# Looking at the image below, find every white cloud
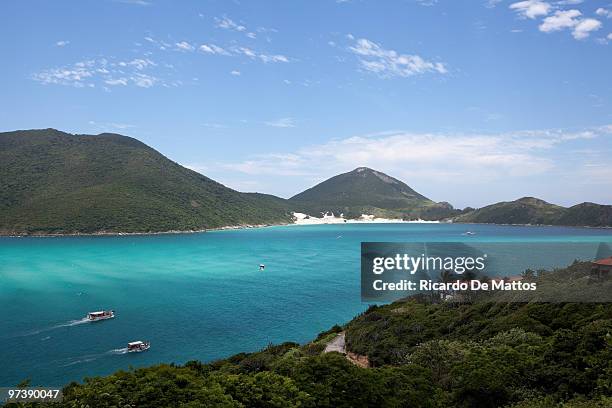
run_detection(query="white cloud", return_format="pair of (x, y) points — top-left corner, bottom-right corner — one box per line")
(113, 0), (150, 5)
(199, 43), (230, 55)
(539, 10), (601, 39)
(215, 19), (277, 40)
(556, 0), (583, 5)
(143, 36), (172, 50)
(348, 38), (447, 78)
(215, 16), (247, 32)
(485, 0), (503, 9)
(414, 0), (438, 6)
(55, 40), (70, 47)
(539, 9), (581, 32)
(258, 54), (289, 63)
(572, 18), (602, 39)
(145, 34), (289, 65)
(118, 58), (156, 70)
(233, 46), (289, 63)
(235, 47), (257, 58)
(33, 60), (96, 87)
(230, 70), (241, 76)
(509, 1), (551, 19)
(202, 123), (227, 129)
(175, 41), (195, 51)
(596, 7), (612, 18)
(87, 121), (137, 133)
(213, 126), (611, 205)
(264, 117), (296, 128)
(131, 73), (157, 87)
(508, 2), (603, 41)
(608, 33), (612, 40)
(105, 78), (128, 86)
(256, 26), (278, 34)
(221, 129), (607, 177)
(33, 57), (168, 89)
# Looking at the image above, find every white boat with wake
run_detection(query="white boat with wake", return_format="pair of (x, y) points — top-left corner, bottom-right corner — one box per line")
(127, 340), (150, 353)
(86, 310), (115, 322)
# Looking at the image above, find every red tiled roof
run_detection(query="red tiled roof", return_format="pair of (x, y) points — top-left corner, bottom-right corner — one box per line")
(593, 257), (612, 266)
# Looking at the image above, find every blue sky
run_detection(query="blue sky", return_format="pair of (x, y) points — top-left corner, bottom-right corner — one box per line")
(1, 0), (611, 208)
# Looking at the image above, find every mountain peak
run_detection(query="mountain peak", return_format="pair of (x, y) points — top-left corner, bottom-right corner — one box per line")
(289, 167), (445, 219)
(515, 197), (553, 206)
(351, 167), (400, 185)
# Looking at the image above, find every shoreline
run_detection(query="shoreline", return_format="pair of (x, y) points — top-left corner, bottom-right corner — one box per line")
(2, 220), (611, 238)
(2, 211), (611, 238)
(0, 223), (281, 238)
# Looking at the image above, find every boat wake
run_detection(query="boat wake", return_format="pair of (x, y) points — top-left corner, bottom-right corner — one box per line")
(12, 318), (90, 338)
(55, 317), (90, 328)
(61, 353), (102, 367)
(57, 348), (130, 367)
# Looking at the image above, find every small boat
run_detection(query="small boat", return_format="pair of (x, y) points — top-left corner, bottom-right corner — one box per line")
(259, 264), (265, 271)
(462, 231), (476, 236)
(87, 310), (115, 321)
(127, 340), (150, 353)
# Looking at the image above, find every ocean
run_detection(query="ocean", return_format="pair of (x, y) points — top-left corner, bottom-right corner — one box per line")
(1, 223), (611, 386)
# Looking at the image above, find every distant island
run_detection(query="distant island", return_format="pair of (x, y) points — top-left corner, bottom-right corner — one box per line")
(1, 128), (610, 235)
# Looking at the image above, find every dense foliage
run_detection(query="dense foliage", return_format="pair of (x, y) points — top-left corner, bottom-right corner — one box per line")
(9, 262), (611, 408)
(0, 129), (292, 234)
(454, 197), (612, 227)
(1, 130), (609, 233)
(557, 203), (612, 228)
(345, 301), (611, 407)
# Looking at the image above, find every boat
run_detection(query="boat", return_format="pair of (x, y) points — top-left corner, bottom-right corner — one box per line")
(127, 340), (150, 352)
(86, 310), (115, 321)
(462, 231), (476, 236)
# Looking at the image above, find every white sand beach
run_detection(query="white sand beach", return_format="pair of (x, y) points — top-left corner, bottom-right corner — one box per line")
(291, 212), (439, 225)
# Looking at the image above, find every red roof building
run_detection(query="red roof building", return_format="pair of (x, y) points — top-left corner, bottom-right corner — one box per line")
(593, 256), (612, 266)
(591, 256), (612, 280)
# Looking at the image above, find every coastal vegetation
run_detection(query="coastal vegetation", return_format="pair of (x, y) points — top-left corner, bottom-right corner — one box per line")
(454, 197), (612, 228)
(288, 166), (459, 220)
(1, 129), (610, 235)
(8, 262), (611, 408)
(0, 129), (292, 235)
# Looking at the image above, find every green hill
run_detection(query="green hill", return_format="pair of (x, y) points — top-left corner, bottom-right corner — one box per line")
(453, 197), (612, 227)
(557, 202), (612, 227)
(289, 167), (457, 219)
(0, 129), (292, 235)
(1, 130), (609, 232)
(453, 197), (565, 225)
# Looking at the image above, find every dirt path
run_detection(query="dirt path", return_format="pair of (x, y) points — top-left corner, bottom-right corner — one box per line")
(324, 332), (370, 368)
(324, 332), (346, 353)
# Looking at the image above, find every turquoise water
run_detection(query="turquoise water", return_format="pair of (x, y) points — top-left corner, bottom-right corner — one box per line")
(1, 223), (611, 387)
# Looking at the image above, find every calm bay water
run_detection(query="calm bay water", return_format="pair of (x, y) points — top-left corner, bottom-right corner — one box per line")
(1, 223), (611, 386)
